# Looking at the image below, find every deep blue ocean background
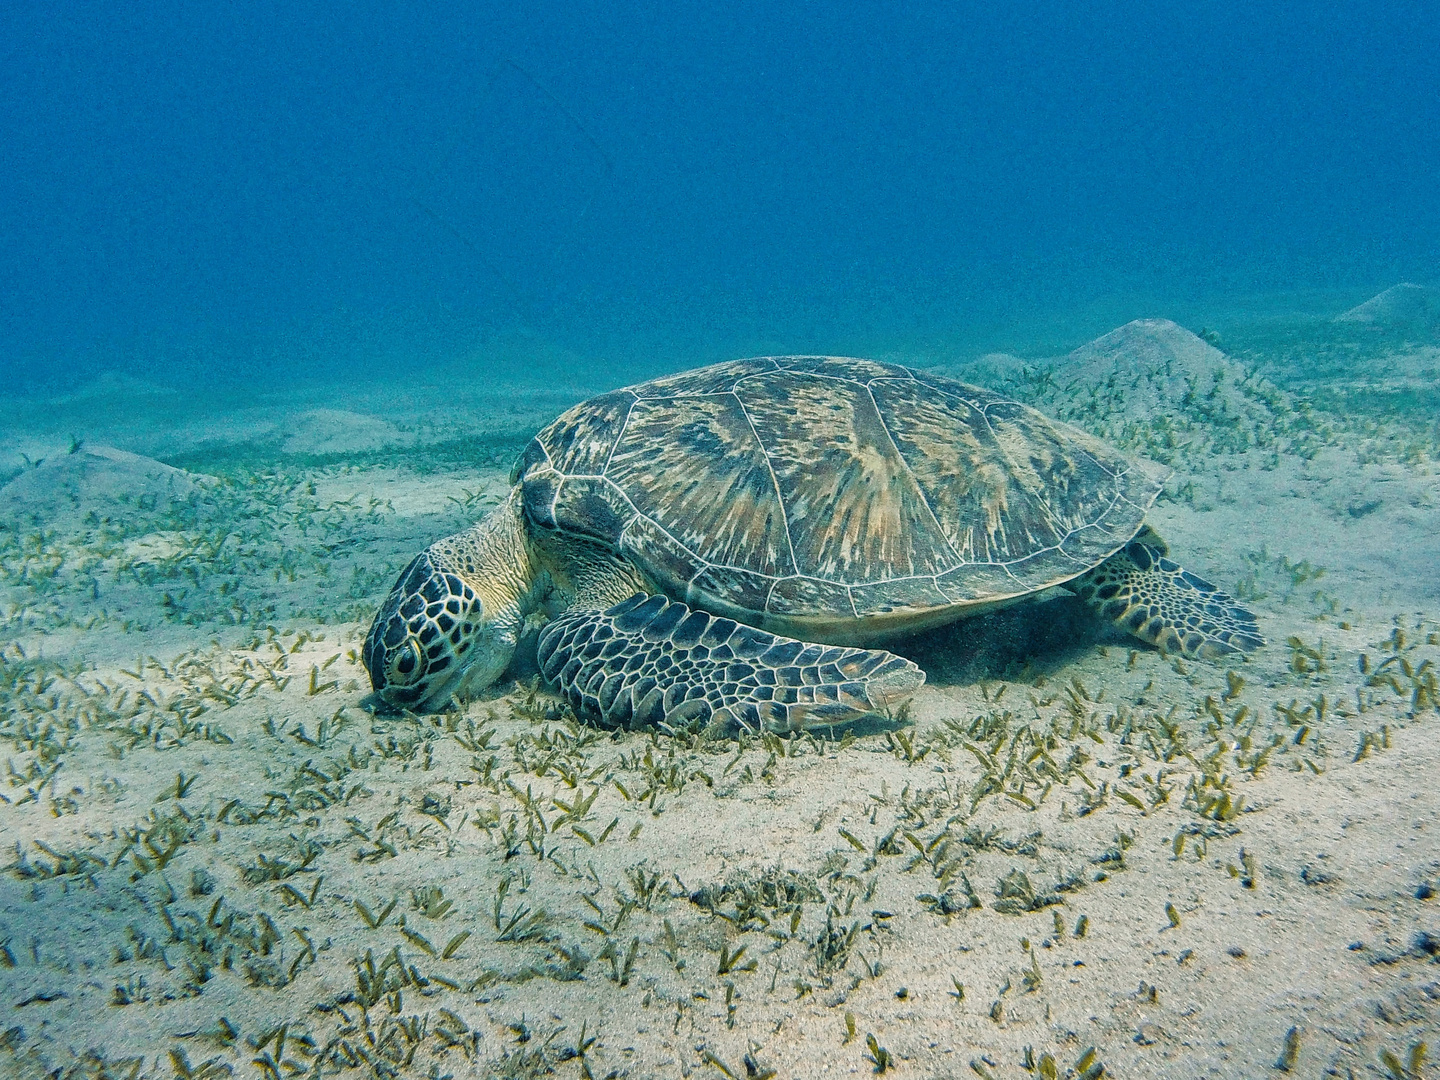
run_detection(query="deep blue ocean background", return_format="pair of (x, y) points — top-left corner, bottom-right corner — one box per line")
(2, 0), (1437, 395)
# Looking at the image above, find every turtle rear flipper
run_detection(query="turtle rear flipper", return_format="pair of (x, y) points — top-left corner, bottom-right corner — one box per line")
(1074, 538), (1264, 659)
(537, 594), (924, 734)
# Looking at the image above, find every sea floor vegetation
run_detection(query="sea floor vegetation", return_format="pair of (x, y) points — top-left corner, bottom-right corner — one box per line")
(1, 315), (1438, 1079)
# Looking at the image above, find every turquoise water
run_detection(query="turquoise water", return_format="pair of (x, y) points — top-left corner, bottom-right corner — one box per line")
(2, 2), (1437, 394)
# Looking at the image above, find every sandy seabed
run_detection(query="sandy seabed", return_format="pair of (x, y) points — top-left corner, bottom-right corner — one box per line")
(1, 300), (1438, 1080)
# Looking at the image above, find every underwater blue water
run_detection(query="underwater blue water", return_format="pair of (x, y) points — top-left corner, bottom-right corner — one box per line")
(2, 0), (1437, 393)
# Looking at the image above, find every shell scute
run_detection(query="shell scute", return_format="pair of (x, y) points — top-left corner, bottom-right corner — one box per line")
(534, 390), (636, 476)
(521, 356), (1164, 623)
(606, 396), (791, 577)
(620, 517), (705, 592)
(773, 355), (911, 384)
(686, 564), (775, 618)
(765, 575), (855, 620)
(550, 476), (634, 547)
(735, 370), (956, 581)
(631, 357), (785, 397)
(849, 575), (952, 616)
(522, 468), (561, 531)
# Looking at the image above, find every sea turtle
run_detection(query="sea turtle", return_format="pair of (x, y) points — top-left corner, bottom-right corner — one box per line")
(363, 356), (1262, 731)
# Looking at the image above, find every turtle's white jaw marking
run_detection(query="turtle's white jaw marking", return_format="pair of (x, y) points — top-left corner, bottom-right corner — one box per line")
(364, 493), (532, 713)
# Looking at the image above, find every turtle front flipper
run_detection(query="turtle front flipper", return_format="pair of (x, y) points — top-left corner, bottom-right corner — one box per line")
(1072, 532), (1264, 660)
(537, 594), (924, 735)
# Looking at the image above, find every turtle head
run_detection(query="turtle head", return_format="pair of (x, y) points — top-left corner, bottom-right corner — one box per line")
(364, 503), (529, 713)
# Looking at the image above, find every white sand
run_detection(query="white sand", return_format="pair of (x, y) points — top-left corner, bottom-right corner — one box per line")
(1, 317), (1437, 1080)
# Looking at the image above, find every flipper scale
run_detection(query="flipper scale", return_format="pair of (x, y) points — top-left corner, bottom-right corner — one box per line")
(537, 594), (924, 734)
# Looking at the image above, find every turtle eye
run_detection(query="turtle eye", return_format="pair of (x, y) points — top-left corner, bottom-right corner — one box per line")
(386, 638), (424, 686)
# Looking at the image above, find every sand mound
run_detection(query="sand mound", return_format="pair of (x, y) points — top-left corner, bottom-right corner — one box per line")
(1334, 282), (1440, 331)
(1054, 318), (1269, 420)
(933, 319), (1300, 467)
(0, 444), (207, 527)
(280, 408), (410, 456)
(935, 319), (1259, 408)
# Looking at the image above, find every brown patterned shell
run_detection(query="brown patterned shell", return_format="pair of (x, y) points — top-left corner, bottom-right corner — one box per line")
(511, 357), (1167, 633)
